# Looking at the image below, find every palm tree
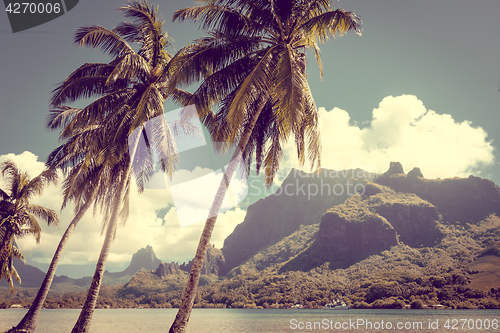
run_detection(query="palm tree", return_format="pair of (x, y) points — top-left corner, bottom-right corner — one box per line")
(8, 2), (184, 332)
(0, 160), (59, 293)
(52, 3), (177, 331)
(167, 0), (361, 331)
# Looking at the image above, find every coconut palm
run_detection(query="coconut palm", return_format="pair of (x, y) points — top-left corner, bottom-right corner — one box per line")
(9, 2), (183, 332)
(51, 2), (178, 331)
(0, 160), (59, 293)
(167, 0), (361, 331)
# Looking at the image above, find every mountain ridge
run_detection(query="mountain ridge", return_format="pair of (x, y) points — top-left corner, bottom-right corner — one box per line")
(0, 245), (164, 291)
(221, 167), (375, 274)
(221, 163), (500, 279)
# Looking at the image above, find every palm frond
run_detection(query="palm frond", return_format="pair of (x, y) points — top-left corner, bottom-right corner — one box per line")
(173, 4), (256, 36)
(11, 245), (25, 263)
(74, 25), (134, 58)
(24, 214), (42, 243)
(26, 205), (59, 226)
(106, 53), (151, 85)
(227, 46), (277, 139)
(51, 76), (117, 107)
(113, 21), (141, 43)
(46, 106), (82, 131)
(168, 34), (262, 91)
(263, 123), (284, 186)
(59, 62), (116, 82)
(21, 167), (58, 200)
(273, 45), (306, 136)
(119, 2), (173, 69)
(129, 126), (155, 191)
(57, 89), (134, 139)
(298, 8), (362, 43)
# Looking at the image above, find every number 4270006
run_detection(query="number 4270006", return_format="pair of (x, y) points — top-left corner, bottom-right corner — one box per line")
(5, 2), (61, 14)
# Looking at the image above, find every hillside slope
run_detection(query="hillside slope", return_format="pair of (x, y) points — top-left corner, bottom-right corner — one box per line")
(221, 168), (373, 274)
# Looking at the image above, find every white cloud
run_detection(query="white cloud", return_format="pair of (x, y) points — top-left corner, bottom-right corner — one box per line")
(0, 151), (46, 177)
(141, 161), (248, 227)
(283, 94), (495, 178)
(127, 206), (247, 264)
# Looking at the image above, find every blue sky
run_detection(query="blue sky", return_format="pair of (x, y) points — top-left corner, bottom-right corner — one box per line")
(1, 0), (499, 276)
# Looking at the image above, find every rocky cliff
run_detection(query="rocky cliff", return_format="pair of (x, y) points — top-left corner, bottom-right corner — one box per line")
(221, 168), (373, 274)
(317, 194), (399, 258)
(376, 163), (500, 224)
(179, 245), (225, 276)
(156, 262), (182, 277)
(363, 183), (442, 247)
(106, 245), (161, 279)
(280, 182), (442, 272)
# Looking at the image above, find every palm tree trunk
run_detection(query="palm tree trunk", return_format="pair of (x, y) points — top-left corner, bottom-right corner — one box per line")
(8, 198), (93, 333)
(71, 167), (130, 333)
(169, 102), (266, 333)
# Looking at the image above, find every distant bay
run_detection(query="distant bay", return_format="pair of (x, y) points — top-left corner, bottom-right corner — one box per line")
(2, 308), (500, 332)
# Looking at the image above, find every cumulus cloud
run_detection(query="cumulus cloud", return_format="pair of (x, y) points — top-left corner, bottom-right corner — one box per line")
(283, 94), (495, 179)
(135, 206), (247, 263)
(165, 166), (247, 227)
(0, 151), (46, 180)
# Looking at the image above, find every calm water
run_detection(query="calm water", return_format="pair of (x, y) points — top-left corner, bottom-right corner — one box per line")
(1, 309), (500, 332)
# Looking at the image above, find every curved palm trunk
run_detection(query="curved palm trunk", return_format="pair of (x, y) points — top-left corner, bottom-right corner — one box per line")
(8, 198), (93, 333)
(0, 229), (15, 288)
(71, 166), (130, 333)
(169, 103), (265, 333)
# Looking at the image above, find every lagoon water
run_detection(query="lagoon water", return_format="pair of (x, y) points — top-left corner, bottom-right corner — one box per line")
(1, 309), (500, 332)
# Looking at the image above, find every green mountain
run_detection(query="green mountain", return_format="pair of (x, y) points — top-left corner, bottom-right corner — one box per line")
(224, 163), (500, 277)
(221, 168), (374, 274)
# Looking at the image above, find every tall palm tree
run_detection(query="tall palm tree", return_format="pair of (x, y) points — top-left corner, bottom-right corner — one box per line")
(167, 0), (361, 331)
(8, 2), (184, 332)
(0, 160), (59, 293)
(50, 2), (177, 331)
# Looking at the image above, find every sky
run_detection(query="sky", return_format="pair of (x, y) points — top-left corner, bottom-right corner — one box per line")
(0, 0), (499, 277)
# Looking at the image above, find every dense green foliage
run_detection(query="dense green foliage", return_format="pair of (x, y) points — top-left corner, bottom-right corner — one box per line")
(3, 214), (500, 310)
(0, 161), (58, 292)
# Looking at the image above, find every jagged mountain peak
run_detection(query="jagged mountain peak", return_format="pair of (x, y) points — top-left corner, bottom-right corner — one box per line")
(121, 245), (161, 276)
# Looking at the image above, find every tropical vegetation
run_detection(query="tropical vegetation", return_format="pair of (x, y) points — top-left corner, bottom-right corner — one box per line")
(52, 2), (183, 331)
(167, 0), (361, 331)
(0, 160), (59, 293)
(4, 214), (500, 311)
